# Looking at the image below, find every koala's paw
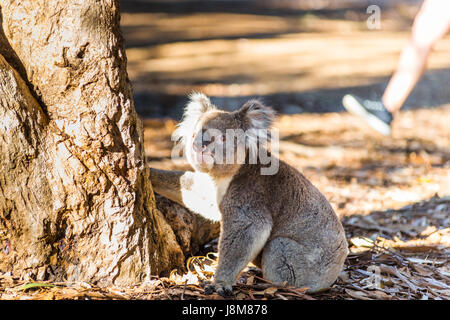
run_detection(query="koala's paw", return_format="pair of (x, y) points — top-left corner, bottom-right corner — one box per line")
(204, 282), (233, 297)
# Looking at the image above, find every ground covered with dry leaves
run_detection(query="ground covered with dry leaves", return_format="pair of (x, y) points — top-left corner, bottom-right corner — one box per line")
(1, 105), (448, 300)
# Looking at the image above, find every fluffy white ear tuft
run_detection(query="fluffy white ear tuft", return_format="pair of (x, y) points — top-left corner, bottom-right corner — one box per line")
(238, 99), (276, 158)
(172, 92), (216, 145)
(187, 92), (215, 114)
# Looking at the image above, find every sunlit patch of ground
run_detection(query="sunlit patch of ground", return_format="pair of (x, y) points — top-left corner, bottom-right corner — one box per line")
(127, 31), (450, 97)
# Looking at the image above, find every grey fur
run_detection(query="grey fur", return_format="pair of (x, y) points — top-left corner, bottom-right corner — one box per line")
(150, 94), (348, 296)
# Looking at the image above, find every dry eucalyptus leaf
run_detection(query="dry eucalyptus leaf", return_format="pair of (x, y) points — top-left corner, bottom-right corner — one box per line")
(263, 287), (278, 296)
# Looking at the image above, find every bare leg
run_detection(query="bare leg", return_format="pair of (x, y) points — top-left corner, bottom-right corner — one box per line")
(382, 0), (450, 113)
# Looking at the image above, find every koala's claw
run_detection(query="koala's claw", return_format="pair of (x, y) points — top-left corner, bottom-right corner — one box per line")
(204, 283), (233, 297)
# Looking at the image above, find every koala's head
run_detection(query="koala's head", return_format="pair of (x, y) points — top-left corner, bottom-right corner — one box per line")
(173, 93), (275, 177)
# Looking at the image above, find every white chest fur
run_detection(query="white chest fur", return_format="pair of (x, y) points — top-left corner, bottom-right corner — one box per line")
(179, 172), (233, 222)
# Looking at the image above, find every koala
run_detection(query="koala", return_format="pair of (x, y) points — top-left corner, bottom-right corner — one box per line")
(150, 93), (348, 296)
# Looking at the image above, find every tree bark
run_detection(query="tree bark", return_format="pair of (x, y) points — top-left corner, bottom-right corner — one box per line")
(0, 0), (185, 286)
(155, 195), (220, 256)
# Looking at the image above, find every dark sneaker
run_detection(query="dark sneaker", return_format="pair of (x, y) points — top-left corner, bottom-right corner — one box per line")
(342, 94), (393, 136)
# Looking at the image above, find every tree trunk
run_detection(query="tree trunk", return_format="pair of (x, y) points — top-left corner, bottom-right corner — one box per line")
(0, 0), (185, 286)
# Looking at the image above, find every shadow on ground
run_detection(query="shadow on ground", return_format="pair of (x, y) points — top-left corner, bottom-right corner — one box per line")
(134, 68), (450, 119)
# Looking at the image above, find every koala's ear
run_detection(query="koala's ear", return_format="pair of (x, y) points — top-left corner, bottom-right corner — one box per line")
(239, 99), (275, 131)
(172, 92), (216, 145)
(185, 92), (216, 115)
(238, 100), (275, 157)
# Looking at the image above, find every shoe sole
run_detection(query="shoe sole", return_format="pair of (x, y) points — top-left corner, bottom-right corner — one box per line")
(342, 94), (391, 136)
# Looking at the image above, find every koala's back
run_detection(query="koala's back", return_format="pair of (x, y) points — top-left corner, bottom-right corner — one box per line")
(223, 158), (347, 262)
